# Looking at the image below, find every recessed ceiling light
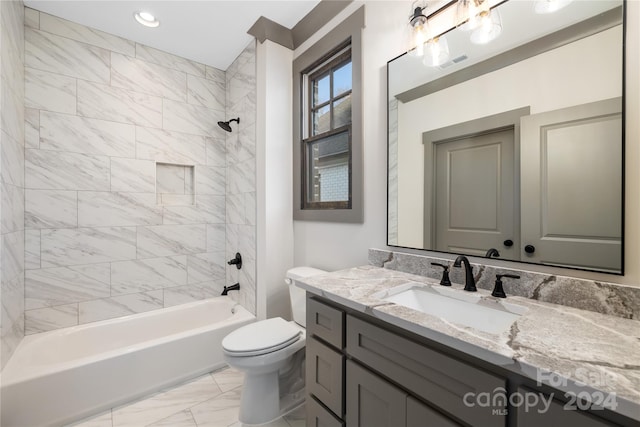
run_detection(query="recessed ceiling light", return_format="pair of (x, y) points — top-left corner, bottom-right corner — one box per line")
(134, 11), (159, 28)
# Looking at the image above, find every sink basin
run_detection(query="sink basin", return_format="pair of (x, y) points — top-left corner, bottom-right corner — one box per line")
(373, 284), (527, 334)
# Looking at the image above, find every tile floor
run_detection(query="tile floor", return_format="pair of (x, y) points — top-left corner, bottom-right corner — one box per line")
(67, 367), (306, 427)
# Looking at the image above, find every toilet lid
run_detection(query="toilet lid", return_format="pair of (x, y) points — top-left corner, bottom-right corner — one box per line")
(222, 317), (301, 355)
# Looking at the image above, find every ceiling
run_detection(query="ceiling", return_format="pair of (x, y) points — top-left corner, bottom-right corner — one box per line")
(23, 0), (321, 71)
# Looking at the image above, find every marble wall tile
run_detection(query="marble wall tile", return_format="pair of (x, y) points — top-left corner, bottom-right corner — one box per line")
(79, 290), (163, 324)
(137, 224), (206, 259)
(187, 75), (225, 110)
(227, 158), (256, 194)
(205, 66), (225, 83)
(78, 192), (162, 227)
(206, 224), (225, 253)
(163, 99), (224, 138)
(25, 229), (41, 270)
(1, 183), (25, 234)
(1, 73), (25, 144)
(25, 108), (39, 149)
(77, 80), (162, 127)
(226, 121), (256, 165)
(1, 275), (25, 367)
(25, 189), (78, 229)
(25, 28), (110, 83)
(187, 252), (225, 284)
(135, 43), (205, 77)
(245, 192), (256, 226)
(25, 67), (76, 114)
(205, 137), (226, 167)
(238, 226), (256, 263)
(195, 166), (225, 196)
(25, 303), (78, 334)
(26, 149), (110, 191)
(163, 196), (225, 225)
(40, 111), (136, 157)
(25, 263), (110, 309)
(163, 281), (224, 308)
(24, 7), (39, 29)
(158, 194), (194, 206)
(39, 12), (135, 57)
(111, 53), (187, 102)
(225, 194), (244, 226)
(111, 256), (187, 295)
(110, 158), (156, 193)
(2, 231), (25, 283)
(41, 226), (137, 267)
(1, 130), (25, 187)
(136, 126), (207, 164)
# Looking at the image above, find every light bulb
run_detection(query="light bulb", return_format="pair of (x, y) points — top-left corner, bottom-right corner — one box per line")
(470, 9), (502, 44)
(423, 36), (450, 67)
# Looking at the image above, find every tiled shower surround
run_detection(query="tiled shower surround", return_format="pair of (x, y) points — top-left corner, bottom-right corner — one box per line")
(22, 8), (257, 334)
(1, 0), (26, 369)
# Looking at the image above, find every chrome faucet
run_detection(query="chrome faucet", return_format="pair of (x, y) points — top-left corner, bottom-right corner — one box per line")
(453, 255), (477, 292)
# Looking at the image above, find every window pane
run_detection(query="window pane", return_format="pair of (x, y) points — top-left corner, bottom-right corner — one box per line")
(313, 73), (330, 106)
(312, 104), (330, 136)
(333, 95), (352, 128)
(333, 61), (352, 97)
(306, 131), (350, 203)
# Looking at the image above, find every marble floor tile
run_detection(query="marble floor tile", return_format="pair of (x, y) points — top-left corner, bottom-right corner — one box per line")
(65, 368), (306, 427)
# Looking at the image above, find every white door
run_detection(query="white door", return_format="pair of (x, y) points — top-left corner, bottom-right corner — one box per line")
(520, 98), (622, 272)
(433, 128), (517, 258)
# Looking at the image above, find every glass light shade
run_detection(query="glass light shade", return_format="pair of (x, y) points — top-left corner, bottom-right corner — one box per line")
(408, 9), (429, 57)
(456, 0), (491, 32)
(423, 36), (450, 67)
(534, 0), (573, 14)
(470, 9), (502, 44)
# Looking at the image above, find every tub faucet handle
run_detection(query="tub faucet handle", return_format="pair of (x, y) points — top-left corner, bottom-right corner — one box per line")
(227, 253), (242, 270)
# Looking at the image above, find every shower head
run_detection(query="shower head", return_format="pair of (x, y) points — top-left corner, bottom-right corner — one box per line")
(217, 117), (240, 132)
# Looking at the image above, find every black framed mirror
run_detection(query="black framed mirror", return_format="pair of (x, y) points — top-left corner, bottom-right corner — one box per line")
(387, 0), (625, 274)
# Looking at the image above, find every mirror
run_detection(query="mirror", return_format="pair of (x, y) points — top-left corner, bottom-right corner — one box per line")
(388, 0), (624, 274)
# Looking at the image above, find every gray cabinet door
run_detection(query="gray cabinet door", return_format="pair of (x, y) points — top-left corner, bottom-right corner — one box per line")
(516, 387), (616, 427)
(307, 337), (344, 417)
(346, 360), (407, 427)
(307, 396), (344, 427)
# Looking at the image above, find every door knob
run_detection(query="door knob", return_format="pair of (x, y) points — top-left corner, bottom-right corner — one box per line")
(503, 239), (513, 247)
(524, 245), (535, 254)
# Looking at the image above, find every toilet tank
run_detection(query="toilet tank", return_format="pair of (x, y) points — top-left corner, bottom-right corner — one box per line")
(285, 267), (327, 327)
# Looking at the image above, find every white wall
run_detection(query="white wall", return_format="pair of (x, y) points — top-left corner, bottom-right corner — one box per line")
(291, 1), (640, 288)
(256, 40), (295, 320)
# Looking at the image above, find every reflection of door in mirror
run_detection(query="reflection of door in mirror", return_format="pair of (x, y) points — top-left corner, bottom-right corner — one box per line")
(431, 128), (516, 259)
(521, 97), (622, 273)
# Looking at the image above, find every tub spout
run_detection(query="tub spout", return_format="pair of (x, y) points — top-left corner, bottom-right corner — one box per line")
(222, 283), (240, 296)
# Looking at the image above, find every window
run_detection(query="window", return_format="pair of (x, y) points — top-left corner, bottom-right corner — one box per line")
(303, 45), (352, 209)
(292, 6), (364, 222)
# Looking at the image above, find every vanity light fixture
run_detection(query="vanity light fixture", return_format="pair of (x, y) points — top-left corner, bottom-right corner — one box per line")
(470, 7), (502, 44)
(534, 0), (573, 14)
(456, 0), (502, 44)
(408, 2), (429, 57)
(423, 35), (450, 67)
(134, 11), (159, 28)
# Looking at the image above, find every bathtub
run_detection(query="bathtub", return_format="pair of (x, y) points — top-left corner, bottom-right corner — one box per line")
(0, 297), (255, 427)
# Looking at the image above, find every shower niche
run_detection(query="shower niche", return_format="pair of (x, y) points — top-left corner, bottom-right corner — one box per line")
(156, 163), (195, 206)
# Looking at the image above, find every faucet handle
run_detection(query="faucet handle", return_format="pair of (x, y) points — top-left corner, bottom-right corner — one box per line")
(492, 274), (520, 298)
(431, 263), (452, 286)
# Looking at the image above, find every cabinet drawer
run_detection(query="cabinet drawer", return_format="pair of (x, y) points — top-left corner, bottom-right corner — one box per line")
(307, 296), (344, 349)
(516, 387), (616, 427)
(307, 337), (344, 417)
(307, 396), (344, 427)
(347, 315), (506, 427)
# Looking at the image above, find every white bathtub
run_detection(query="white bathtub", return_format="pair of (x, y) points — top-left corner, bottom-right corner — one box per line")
(0, 297), (255, 427)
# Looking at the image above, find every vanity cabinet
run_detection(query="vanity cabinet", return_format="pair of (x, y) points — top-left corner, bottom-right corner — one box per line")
(305, 295), (626, 427)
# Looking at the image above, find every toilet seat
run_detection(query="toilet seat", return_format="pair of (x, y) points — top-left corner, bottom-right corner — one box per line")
(222, 317), (302, 357)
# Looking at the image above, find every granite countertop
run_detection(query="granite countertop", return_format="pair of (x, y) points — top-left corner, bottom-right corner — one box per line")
(297, 265), (640, 422)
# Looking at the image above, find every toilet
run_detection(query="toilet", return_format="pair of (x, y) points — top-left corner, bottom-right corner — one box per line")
(222, 266), (326, 426)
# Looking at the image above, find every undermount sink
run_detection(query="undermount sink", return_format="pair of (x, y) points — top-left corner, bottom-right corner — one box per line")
(373, 283), (527, 335)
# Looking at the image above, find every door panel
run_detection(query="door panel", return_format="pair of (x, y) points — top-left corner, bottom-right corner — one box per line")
(520, 98), (622, 272)
(433, 128), (517, 258)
